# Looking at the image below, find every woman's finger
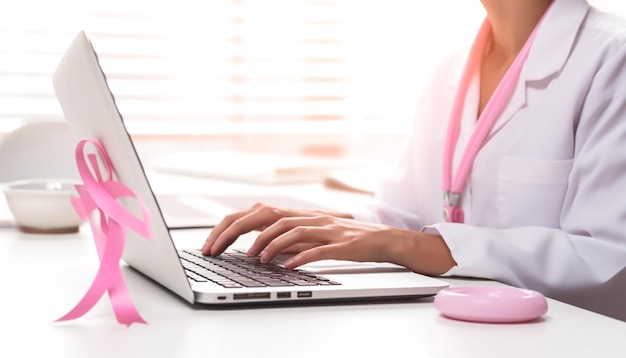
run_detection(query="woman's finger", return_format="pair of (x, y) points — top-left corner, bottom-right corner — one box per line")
(205, 204), (316, 255)
(283, 242), (351, 268)
(249, 215), (336, 257)
(202, 203), (274, 255)
(259, 224), (339, 263)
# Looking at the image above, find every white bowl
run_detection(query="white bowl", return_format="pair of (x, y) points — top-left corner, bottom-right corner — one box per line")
(2, 179), (84, 234)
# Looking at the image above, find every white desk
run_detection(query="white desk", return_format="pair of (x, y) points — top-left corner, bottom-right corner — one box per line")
(2, 174), (626, 358)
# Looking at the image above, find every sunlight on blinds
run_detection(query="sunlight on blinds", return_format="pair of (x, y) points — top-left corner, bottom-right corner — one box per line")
(1, 0), (487, 135)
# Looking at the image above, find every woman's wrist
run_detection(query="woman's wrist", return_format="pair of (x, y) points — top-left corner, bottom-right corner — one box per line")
(388, 228), (457, 275)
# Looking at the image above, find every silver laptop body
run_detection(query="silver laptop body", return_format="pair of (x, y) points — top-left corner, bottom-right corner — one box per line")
(52, 31), (448, 306)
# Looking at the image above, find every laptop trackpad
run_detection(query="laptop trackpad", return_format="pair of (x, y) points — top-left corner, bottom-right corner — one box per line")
(269, 252), (408, 274)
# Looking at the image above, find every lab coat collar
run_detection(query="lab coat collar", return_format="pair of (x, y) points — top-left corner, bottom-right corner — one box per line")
(491, 0), (590, 135)
(524, 0), (590, 81)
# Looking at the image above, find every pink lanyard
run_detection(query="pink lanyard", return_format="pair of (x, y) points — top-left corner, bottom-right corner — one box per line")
(442, 13), (548, 223)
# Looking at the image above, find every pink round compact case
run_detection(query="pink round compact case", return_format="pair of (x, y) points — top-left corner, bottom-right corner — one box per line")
(434, 286), (548, 323)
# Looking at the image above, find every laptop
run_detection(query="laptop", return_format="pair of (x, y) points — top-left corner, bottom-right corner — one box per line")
(52, 31), (448, 306)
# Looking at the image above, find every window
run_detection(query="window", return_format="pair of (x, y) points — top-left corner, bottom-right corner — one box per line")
(1, 1), (624, 159)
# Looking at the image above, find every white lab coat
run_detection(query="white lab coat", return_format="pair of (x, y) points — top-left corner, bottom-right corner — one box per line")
(355, 0), (626, 320)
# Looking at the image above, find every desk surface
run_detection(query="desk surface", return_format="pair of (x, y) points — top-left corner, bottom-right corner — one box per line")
(2, 174), (626, 358)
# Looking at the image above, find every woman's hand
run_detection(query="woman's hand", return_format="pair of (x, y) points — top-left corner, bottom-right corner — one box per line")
(201, 203), (352, 256)
(201, 203), (456, 275)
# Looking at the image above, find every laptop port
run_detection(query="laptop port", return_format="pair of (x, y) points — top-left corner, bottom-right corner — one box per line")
(277, 292), (291, 299)
(233, 293), (271, 300)
(297, 291), (313, 298)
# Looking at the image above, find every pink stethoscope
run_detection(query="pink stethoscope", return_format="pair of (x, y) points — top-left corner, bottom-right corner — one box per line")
(442, 11), (549, 223)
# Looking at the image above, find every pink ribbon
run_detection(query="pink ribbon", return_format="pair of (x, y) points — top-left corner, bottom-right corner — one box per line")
(56, 138), (152, 326)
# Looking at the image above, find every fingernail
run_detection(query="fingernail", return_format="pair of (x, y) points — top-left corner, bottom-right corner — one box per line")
(260, 250), (268, 263)
(283, 258), (294, 268)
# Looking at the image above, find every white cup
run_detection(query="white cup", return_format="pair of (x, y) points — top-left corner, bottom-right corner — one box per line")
(2, 179), (84, 234)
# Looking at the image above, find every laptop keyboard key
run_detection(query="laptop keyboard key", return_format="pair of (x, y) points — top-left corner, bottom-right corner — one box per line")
(179, 249), (340, 288)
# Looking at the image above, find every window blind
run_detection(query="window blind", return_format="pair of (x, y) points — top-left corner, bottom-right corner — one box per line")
(28, 1), (616, 138)
(2, 1), (625, 137)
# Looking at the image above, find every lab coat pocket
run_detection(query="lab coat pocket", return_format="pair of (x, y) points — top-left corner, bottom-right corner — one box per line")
(497, 157), (573, 227)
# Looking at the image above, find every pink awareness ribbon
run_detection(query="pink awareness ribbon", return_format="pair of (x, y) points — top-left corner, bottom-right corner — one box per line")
(56, 138), (152, 326)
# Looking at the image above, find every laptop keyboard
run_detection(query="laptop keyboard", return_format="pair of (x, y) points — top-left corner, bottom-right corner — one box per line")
(179, 249), (341, 288)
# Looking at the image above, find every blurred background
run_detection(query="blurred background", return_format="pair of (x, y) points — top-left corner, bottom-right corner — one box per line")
(1, 0), (625, 164)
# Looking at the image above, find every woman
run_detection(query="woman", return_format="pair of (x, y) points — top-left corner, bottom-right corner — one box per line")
(202, 0), (626, 321)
